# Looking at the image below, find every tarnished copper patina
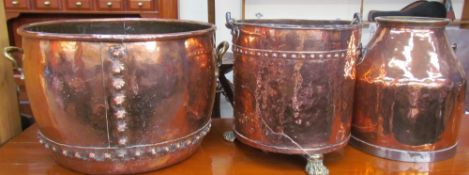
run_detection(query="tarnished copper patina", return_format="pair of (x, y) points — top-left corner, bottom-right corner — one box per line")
(223, 13), (361, 174)
(351, 16), (466, 162)
(7, 18), (220, 174)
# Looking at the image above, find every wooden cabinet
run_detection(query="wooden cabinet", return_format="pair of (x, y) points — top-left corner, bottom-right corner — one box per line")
(4, 0), (29, 9)
(3, 0), (178, 126)
(65, 0), (93, 10)
(97, 0), (123, 11)
(3, 0), (176, 15)
(128, 0), (153, 11)
(34, 0), (61, 9)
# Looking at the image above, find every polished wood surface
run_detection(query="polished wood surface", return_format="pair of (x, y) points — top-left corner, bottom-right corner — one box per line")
(1, 117), (469, 174)
(0, 0), (21, 145)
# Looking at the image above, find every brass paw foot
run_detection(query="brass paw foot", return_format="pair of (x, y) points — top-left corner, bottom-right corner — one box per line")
(305, 154), (328, 175)
(223, 131), (236, 142)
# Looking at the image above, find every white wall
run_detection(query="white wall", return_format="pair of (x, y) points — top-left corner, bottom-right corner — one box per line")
(179, 0), (465, 44)
(215, 0), (243, 44)
(245, 0), (465, 21)
(178, 0), (209, 22)
(178, 0), (243, 44)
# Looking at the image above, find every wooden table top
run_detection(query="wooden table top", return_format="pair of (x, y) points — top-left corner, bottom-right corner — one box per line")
(0, 117), (468, 175)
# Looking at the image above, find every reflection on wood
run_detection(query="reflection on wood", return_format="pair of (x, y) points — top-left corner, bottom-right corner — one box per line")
(0, 118), (469, 174)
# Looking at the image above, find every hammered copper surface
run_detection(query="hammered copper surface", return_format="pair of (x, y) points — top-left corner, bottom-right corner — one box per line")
(227, 18), (360, 155)
(17, 19), (217, 174)
(352, 17), (466, 162)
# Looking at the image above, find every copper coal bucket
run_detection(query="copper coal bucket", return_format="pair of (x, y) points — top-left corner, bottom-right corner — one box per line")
(351, 17), (466, 162)
(222, 13), (361, 174)
(4, 18), (226, 174)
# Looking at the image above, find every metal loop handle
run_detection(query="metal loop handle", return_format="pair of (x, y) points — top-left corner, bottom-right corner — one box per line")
(225, 12), (240, 40)
(4, 46), (24, 80)
(225, 12), (235, 29)
(352, 12), (362, 25)
(4, 46), (22, 68)
(215, 41), (234, 106)
(215, 41), (229, 71)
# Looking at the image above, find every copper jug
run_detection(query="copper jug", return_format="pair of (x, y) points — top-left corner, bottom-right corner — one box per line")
(4, 18), (228, 174)
(223, 13), (361, 174)
(351, 16), (466, 162)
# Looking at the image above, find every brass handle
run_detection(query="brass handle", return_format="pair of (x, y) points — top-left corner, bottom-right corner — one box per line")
(215, 41), (234, 105)
(75, 1), (82, 7)
(43, 0), (51, 6)
(137, 2), (143, 7)
(11, 0), (19, 6)
(4, 46), (24, 80)
(106, 1), (113, 7)
(215, 41), (229, 71)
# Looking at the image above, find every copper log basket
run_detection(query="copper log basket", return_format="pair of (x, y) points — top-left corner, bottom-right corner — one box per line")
(222, 12), (361, 175)
(351, 16), (466, 162)
(4, 18), (229, 174)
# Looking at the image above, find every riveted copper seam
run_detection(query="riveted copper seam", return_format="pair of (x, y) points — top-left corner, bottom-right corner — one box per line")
(19, 18), (217, 174)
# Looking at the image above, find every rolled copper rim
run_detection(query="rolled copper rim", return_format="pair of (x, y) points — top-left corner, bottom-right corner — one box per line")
(232, 19), (359, 30)
(376, 16), (449, 28)
(17, 18), (216, 42)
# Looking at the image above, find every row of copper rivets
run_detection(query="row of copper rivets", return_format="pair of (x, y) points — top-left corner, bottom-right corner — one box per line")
(189, 50), (210, 57)
(232, 46), (347, 59)
(37, 124), (211, 161)
(109, 45), (129, 147)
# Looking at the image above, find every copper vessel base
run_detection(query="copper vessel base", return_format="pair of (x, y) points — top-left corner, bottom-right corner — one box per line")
(350, 135), (457, 162)
(38, 122), (211, 174)
(234, 130), (349, 155)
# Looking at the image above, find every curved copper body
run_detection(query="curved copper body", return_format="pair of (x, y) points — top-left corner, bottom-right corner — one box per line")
(18, 19), (216, 174)
(351, 17), (466, 162)
(227, 18), (360, 155)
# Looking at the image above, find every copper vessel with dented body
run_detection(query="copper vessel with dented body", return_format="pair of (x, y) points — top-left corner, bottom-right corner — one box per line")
(223, 13), (361, 174)
(7, 19), (219, 174)
(351, 16), (466, 162)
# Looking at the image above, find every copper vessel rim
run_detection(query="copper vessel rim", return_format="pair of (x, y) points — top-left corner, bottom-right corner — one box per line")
(231, 19), (359, 30)
(376, 16), (449, 28)
(17, 18), (216, 42)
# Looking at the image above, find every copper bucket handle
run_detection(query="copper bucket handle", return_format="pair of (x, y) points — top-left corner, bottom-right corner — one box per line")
(4, 46), (24, 80)
(226, 12), (241, 40)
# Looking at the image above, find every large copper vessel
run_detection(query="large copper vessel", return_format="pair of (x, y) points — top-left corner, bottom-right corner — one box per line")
(351, 16), (466, 162)
(5, 19), (221, 174)
(223, 13), (361, 174)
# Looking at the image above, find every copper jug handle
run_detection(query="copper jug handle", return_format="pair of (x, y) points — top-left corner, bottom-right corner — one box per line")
(4, 46), (24, 80)
(352, 12), (362, 25)
(351, 13), (367, 65)
(215, 41), (234, 106)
